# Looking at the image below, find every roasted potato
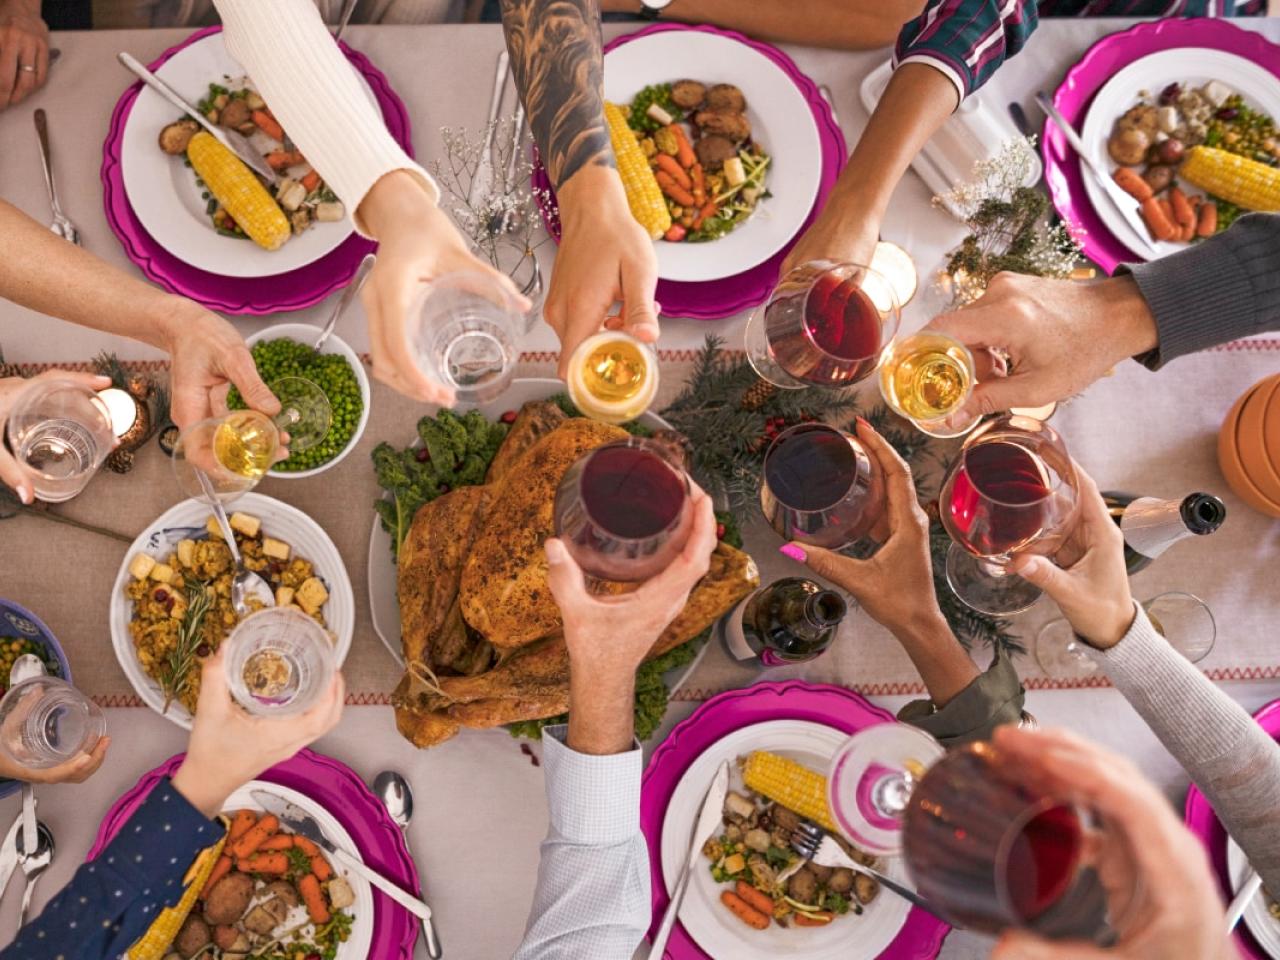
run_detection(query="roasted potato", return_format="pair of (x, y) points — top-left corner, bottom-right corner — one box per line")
(202, 872), (254, 926)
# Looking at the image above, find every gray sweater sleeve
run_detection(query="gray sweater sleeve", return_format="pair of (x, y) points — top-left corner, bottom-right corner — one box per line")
(1121, 213), (1280, 369)
(1090, 605), (1280, 893)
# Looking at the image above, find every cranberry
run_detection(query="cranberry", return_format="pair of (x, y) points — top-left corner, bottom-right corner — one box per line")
(153, 588), (169, 602)
(195, 643), (211, 658)
(1216, 107), (1239, 120)
(414, 447), (431, 463)
(500, 410), (518, 424)
(1159, 82), (1181, 105)
(269, 561), (284, 576)
(715, 523), (726, 539)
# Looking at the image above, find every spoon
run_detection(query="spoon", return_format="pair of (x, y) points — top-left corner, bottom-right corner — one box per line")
(313, 254), (375, 354)
(196, 472), (274, 617)
(7, 656), (44, 687)
(8, 653), (45, 916)
(1227, 867), (1263, 932)
(374, 771), (442, 958)
(14, 821), (53, 929)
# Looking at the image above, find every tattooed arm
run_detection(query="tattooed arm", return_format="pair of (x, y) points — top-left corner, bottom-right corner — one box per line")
(501, 0), (660, 375)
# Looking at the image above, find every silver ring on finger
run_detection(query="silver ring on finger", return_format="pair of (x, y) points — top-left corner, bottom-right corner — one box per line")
(19, 64), (35, 73)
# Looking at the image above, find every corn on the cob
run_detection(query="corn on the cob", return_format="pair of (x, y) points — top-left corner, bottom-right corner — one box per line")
(1180, 146), (1280, 213)
(742, 751), (837, 833)
(186, 132), (291, 250)
(127, 835), (227, 960)
(603, 100), (671, 239)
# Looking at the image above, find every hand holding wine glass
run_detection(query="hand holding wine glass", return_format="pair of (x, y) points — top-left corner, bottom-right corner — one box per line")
(1013, 465), (1138, 649)
(930, 272), (1159, 417)
(988, 725), (1235, 960)
(164, 304), (281, 429)
(170, 645), (345, 819)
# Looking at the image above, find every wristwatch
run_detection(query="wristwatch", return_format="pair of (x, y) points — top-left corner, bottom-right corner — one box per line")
(640, 0), (674, 19)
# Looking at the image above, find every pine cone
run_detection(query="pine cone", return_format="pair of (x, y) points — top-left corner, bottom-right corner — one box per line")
(739, 379), (776, 411)
(105, 447), (135, 474)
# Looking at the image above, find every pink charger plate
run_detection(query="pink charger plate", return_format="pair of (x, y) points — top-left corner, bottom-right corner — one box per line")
(88, 748), (421, 959)
(641, 680), (950, 960)
(100, 26), (413, 315)
(1185, 697), (1280, 960)
(532, 23), (847, 322)
(1044, 18), (1280, 275)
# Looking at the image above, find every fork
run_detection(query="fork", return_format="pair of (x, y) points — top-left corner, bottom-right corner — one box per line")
(33, 110), (80, 246)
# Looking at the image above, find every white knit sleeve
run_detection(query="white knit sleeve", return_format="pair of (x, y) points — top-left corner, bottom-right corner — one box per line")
(214, 0), (439, 236)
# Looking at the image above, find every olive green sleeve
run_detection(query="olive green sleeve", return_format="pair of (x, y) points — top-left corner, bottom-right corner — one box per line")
(897, 645), (1026, 747)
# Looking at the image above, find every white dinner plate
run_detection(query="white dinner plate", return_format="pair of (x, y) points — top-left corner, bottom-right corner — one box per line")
(367, 378), (671, 665)
(119, 31), (362, 277)
(110, 492), (355, 729)
(602, 31), (823, 283)
(1080, 48), (1280, 261)
(222, 780), (374, 959)
(659, 719), (912, 960)
(1227, 836), (1280, 958)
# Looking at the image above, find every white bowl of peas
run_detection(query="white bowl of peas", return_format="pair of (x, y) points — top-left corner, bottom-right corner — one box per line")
(240, 322), (372, 479)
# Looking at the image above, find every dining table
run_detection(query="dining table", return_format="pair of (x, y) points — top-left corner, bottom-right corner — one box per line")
(0, 16), (1278, 960)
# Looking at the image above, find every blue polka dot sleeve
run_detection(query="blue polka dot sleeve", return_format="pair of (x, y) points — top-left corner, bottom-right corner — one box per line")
(0, 778), (217, 960)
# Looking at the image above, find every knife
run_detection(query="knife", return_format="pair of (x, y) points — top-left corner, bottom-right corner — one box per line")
(0, 815), (24, 906)
(648, 760), (731, 958)
(251, 791), (435, 924)
(1034, 91), (1160, 260)
(116, 52), (279, 186)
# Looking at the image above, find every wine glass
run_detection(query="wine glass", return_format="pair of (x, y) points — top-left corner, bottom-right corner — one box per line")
(409, 270), (531, 403)
(172, 377), (331, 504)
(1034, 591), (1216, 680)
(223, 607), (336, 716)
(878, 329), (981, 439)
(828, 727), (1142, 941)
(760, 423), (886, 550)
(553, 437), (693, 582)
(745, 260), (900, 390)
(938, 415), (1081, 616)
(4, 378), (116, 502)
(565, 330), (660, 425)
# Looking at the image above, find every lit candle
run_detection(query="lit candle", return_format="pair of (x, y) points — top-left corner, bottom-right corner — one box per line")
(870, 240), (918, 309)
(97, 387), (139, 438)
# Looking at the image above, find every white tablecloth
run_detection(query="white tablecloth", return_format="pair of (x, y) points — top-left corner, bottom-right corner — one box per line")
(1, 18), (1279, 960)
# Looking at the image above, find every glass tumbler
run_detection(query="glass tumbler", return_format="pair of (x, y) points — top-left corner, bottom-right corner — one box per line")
(224, 607), (336, 717)
(5, 378), (115, 502)
(0, 676), (106, 769)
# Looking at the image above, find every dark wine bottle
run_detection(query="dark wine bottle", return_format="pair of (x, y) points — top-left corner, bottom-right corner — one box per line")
(1102, 491), (1227, 575)
(720, 577), (848, 666)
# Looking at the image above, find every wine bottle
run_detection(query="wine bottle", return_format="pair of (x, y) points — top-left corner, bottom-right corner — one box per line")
(1103, 491), (1227, 575)
(720, 577), (848, 666)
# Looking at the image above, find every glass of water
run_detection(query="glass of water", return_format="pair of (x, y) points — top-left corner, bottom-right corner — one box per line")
(224, 607), (336, 717)
(0, 677), (106, 769)
(409, 271), (531, 404)
(5, 378), (115, 502)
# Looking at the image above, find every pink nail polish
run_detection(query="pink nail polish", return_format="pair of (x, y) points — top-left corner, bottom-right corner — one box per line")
(779, 543), (807, 563)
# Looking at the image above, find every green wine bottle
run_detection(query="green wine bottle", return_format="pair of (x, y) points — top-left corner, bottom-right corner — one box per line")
(721, 577), (848, 666)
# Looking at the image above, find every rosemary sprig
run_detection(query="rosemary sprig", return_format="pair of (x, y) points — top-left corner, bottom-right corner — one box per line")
(160, 580), (213, 712)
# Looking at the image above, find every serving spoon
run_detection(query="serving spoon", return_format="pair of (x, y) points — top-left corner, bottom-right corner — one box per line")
(374, 771), (442, 958)
(196, 472), (274, 617)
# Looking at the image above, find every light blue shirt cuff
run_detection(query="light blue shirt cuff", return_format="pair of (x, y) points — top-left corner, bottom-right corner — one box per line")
(541, 725), (643, 846)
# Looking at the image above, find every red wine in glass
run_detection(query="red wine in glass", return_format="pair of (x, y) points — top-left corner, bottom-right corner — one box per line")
(553, 438), (693, 582)
(746, 261), (900, 389)
(903, 742), (1117, 940)
(946, 440), (1056, 557)
(760, 423), (885, 549)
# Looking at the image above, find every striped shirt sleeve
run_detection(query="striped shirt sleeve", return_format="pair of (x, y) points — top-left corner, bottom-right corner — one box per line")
(893, 0), (1040, 102)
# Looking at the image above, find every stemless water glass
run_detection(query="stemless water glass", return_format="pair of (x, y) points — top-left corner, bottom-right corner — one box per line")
(1035, 591), (1216, 680)
(939, 415), (1081, 616)
(553, 437), (694, 582)
(827, 726), (1141, 942)
(760, 423), (886, 550)
(878, 329), (981, 439)
(409, 271), (531, 403)
(0, 676), (106, 769)
(5, 378), (115, 502)
(745, 260), (901, 390)
(172, 377), (332, 504)
(224, 607), (336, 717)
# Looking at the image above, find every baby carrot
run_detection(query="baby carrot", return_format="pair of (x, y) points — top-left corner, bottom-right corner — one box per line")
(251, 109), (285, 142)
(735, 881), (775, 916)
(266, 150), (306, 171)
(794, 911), (835, 926)
(299, 873), (331, 925)
(237, 852), (290, 875)
(655, 170), (696, 207)
(692, 199), (717, 231)
(200, 855), (233, 899)
(257, 834), (296, 852)
(229, 813), (278, 860)
(293, 835), (320, 857)
(300, 169), (321, 192)
(1139, 197), (1176, 241)
(1197, 200), (1218, 237)
(227, 810), (257, 843)
(669, 124), (697, 169)
(721, 890), (769, 930)
(1112, 166), (1152, 202)
(1168, 186), (1195, 230)
(655, 154), (692, 191)
(309, 855), (333, 882)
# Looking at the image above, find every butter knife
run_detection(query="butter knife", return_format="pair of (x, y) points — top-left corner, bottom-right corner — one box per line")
(0, 816), (24, 906)
(1035, 91), (1160, 260)
(251, 791), (434, 924)
(116, 52), (279, 186)
(648, 760), (730, 958)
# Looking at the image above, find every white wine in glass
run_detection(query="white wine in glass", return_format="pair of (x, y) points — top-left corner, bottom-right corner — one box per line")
(566, 331), (660, 424)
(879, 331), (979, 438)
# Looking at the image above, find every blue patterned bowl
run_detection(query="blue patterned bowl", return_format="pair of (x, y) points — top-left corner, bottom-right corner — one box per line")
(0, 600), (73, 799)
